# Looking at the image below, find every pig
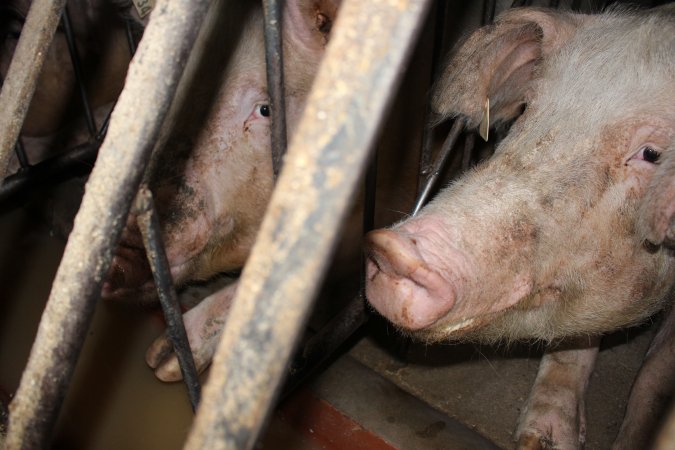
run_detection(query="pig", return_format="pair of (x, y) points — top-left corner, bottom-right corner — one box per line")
(639, 142), (675, 248)
(101, 0), (345, 381)
(364, 5), (675, 449)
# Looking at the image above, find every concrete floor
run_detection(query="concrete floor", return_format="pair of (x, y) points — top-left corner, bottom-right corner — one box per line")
(0, 208), (658, 449)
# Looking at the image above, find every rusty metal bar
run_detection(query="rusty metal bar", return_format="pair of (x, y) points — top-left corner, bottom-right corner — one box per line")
(262, 0), (287, 178)
(412, 117), (464, 216)
(184, 0), (432, 448)
(4, 0), (210, 447)
(62, 5), (97, 137)
(135, 186), (201, 411)
(0, 0), (67, 178)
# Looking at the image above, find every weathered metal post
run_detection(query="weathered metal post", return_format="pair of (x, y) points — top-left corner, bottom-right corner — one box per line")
(4, 0), (210, 447)
(0, 0), (67, 178)
(184, 0), (432, 448)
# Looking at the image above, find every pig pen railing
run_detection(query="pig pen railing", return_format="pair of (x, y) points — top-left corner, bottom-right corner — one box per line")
(0, 0), (604, 448)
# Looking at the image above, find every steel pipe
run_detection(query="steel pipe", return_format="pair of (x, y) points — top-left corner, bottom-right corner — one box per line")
(0, 0), (67, 178)
(262, 0), (287, 178)
(135, 186), (201, 411)
(62, 5), (97, 137)
(184, 0), (432, 448)
(4, 0), (211, 447)
(412, 117), (464, 216)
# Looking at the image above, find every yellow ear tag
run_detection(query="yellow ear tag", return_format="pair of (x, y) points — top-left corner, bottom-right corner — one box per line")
(479, 97), (490, 142)
(132, 0), (155, 18)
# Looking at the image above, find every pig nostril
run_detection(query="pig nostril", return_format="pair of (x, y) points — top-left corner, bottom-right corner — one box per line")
(643, 239), (660, 253)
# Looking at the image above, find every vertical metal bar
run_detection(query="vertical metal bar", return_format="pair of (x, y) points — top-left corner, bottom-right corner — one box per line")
(62, 5), (96, 137)
(417, 0), (449, 196)
(412, 118), (464, 216)
(184, 0), (432, 448)
(549, 0), (561, 8)
(4, 0), (210, 447)
(482, 0), (497, 25)
(262, 0), (287, 179)
(510, 0), (532, 7)
(462, 132), (475, 172)
(571, 0), (583, 11)
(125, 18), (138, 55)
(0, 0), (67, 178)
(135, 186), (201, 410)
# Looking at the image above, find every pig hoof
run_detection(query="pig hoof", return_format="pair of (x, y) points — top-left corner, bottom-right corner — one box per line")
(517, 432), (555, 450)
(145, 334), (210, 382)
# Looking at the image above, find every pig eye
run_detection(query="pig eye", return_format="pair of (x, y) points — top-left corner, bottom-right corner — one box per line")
(638, 146), (661, 164)
(256, 104), (270, 118)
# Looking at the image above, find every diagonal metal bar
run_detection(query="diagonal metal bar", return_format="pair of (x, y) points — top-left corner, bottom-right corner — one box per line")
(262, 0), (287, 178)
(135, 186), (201, 411)
(0, 0), (67, 178)
(62, 5), (97, 137)
(412, 117), (464, 216)
(184, 0), (432, 448)
(13, 139), (30, 170)
(3, 0), (211, 447)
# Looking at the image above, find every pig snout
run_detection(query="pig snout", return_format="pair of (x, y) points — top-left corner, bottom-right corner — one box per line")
(365, 229), (458, 331)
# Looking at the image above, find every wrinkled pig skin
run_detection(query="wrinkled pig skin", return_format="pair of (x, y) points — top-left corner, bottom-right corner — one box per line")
(102, 0), (347, 381)
(364, 5), (675, 449)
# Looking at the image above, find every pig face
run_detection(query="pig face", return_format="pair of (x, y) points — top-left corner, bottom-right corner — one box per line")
(365, 7), (675, 343)
(103, 0), (340, 299)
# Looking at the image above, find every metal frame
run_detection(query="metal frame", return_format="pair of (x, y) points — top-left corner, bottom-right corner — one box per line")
(0, 0), (606, 448)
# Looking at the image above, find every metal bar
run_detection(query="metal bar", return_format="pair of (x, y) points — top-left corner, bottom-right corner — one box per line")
(135, 186), (201, 411)
(412, 118), (464, 216)
(125, 18), (138, 55)
(0, 140), (99, 211)
(416, 0), (449, 196)
(184, 0), (432, 448)
(4, 0), (210, 447)
(482, 0), (497, 25)
(62, 5), (97, 137)
(571, 0), (583, 10)
(0, 0), (67, 179)
(14, 138), (30, 170)
(549, 0), (561, 8)
(510, 0), (532, 7)
(262, 0), (287, 178)
(462, 132), (475, 172)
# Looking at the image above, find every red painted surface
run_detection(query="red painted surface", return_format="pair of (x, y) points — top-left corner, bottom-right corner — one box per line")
(277, 389), (397, 450)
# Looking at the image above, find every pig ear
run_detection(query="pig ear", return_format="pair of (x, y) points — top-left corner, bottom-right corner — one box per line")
(431, 8), (583, 129)
(284, 0), (341, 56)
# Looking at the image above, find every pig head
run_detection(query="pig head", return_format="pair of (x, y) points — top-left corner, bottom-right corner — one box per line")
(365, 6), (675, 343)
(103, 0), (340, 300)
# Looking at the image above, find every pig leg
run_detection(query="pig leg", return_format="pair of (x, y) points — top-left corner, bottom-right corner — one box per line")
(146, 280), (238, 382)
(612, 306), (675, 450)
(516, 336), (600, 450)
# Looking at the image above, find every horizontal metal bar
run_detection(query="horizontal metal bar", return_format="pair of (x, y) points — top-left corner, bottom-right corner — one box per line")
(135, 186), (201, 410)
(0, 140), (99, 211)
(412, 117), (464, 216)
(184, 0), (432, 448)
(0, 0), (67, 179)
(262, 0), (287, 178)
(3, 0), (211, 447)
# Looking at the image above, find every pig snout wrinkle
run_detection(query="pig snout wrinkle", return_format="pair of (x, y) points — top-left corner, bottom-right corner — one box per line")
(364, 229), (457, 330)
